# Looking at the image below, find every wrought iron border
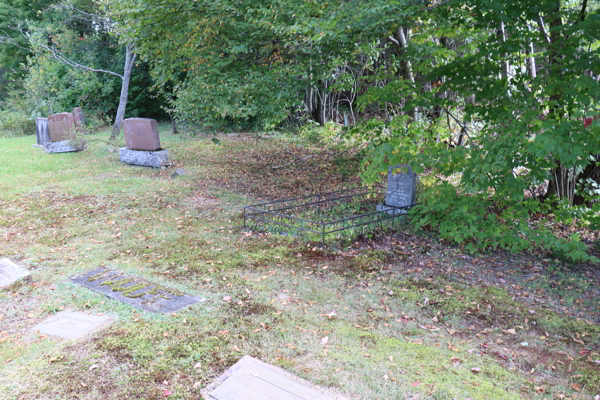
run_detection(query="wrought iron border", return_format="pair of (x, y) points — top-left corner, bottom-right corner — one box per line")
(244, 186), (415, 243)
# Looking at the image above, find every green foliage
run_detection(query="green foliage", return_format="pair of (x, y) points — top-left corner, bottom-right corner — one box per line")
(0, 109), (31, 136)
(411, 183), (596, 263)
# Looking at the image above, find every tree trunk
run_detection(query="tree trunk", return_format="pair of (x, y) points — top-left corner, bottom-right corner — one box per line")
(110, 43), (136, 141)
(170, 113), (178, 134)
(497, 22), (509, 80)
(396, 27), (418, 122)
(526, 40), (536, 78)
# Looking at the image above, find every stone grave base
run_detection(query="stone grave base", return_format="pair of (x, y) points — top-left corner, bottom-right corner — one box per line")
(120, 147), (168, 168)
(376, 204), (407, 215)
(44, 140), (85, 153)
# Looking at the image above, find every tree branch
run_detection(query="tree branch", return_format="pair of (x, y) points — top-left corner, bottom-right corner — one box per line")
(536, 14), (552, 45)
(46, 45), (124, 79)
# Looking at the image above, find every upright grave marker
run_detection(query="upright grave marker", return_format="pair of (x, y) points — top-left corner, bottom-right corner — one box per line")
(203, 356), (343, 400)
(0, 258), (29, 288)
(72, 267), (202, 313)
(72, 107), (85, 128)
(45, 112), (85, 153)
(120, 118), (168, 168)
(35, 117), (50, 146)
(33, 311), (112, 339)
(377, 164), (418, 215)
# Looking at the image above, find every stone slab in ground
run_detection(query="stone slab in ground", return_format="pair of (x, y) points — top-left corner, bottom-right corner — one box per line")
(44, 139), (85, 153)
(203, 356), (343, 400)
(120, 148), (168, 168)
(33, 311), (112, 339)
(71, 267), (203, 313)
(0, 258), (29, 288)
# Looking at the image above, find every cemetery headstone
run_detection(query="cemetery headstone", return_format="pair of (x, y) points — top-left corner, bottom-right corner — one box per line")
(0, 258), (29, 288)
(33, 311), (111, 339)
(376, 164), (418, 215)
(48, 112), (76, 142)
(45, 112), (84, 153)
(120, 118), (169, 168)
(35, 117), (50, 146)
(71, 267), (203, 313)
(203, 356), (343, 400)
(123, 118), (161, 151)
(72, 107), (85, 128)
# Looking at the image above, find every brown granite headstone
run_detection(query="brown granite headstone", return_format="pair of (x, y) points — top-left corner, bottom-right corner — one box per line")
(73, 107), (85, 128)
(48, 112), (76, 142)
(123, 118), (161, 151)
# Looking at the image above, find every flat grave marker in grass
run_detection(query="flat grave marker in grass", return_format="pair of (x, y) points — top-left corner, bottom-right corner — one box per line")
(0, 258), (30, 288)
(204, 356), (342, 400)
(33, 311), (112, 339)
(71, 267), (203, 313)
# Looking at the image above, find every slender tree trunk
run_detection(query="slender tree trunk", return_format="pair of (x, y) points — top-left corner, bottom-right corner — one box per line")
(110, 43), (136, 141)
(526, 40), (536, 78)
(396, 27), (418, 122)
(497, 22), (509, 80)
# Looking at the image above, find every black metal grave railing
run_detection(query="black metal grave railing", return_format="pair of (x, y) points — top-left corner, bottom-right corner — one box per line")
(243, 186), (415, 243)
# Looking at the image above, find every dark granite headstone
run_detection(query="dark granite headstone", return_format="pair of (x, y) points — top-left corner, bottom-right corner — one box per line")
(73, 107), (85, 128)
(48, 112), (76, 142)
(123, 118), (161, 151)
(35, 117), (50, 146)
(386, 164), (417, 208)
(204, 356), (341, 400)
(71, 267), (203, 313)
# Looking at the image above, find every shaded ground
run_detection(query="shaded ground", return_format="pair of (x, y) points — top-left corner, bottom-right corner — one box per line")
(0, 128), (598, 400)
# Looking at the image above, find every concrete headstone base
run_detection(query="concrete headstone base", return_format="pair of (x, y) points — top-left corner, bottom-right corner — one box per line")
(376, 204), (407, 215)
(44, 140), (85, 153)
(120, 147), (168, 168)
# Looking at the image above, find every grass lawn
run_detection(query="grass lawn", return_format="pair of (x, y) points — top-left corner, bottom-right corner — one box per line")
(0, 125), (598, 400)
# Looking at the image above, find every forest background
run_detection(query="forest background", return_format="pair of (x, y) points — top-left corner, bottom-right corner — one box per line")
(1, 0), (599, 262)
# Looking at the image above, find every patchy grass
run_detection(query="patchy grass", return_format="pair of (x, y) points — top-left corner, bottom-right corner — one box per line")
(0, 126), (598, 400)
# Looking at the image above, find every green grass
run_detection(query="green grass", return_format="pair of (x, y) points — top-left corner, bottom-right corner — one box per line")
(0, 126), (598, 400)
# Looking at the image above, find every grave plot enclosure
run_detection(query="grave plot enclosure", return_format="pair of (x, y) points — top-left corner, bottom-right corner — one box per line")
(244, 186), (414, 243)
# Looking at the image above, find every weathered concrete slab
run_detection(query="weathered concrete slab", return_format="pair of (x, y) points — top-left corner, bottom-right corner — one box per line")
(71, 267), (203, 313)
(123, 118), (161, 151)
(120, 147), (168, 168)
(204, 356), (342, 400)
(35, 117), (50, 146)
(33, 311), (112, 339)
(0, 258), (29, 288)
(48, 112), (76, 142)
(73, 107), (85, 128)
(44, 139), (85, 153)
